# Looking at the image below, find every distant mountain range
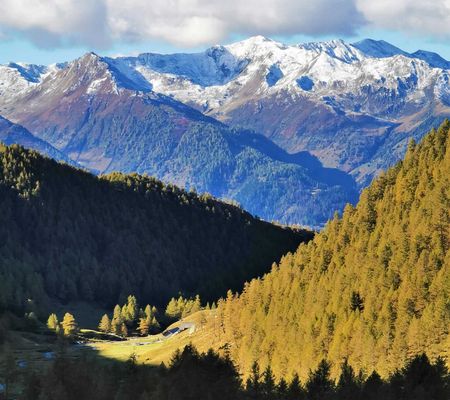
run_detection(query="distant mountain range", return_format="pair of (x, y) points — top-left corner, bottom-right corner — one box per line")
(0, 36), (449, 226)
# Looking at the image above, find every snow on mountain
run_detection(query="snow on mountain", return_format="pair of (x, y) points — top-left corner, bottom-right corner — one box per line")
(0, 64), (39, 100)
(105, 36), (450, 184)
(111, 36), (449, 116)
(1, 36), (449, 185)
(0, 62), (65, 111)
(3, 36), (448, 114)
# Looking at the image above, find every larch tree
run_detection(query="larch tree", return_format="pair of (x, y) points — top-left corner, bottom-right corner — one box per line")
(47, 313), (59, 332)
(61, 313), (78, 336)
(98, 314), (111, 333)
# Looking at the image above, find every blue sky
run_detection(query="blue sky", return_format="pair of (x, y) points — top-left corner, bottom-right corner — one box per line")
(0, 0), (449, 65)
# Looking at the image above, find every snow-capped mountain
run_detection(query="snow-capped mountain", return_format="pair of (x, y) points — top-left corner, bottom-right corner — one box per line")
(0, 36), (448, 225)
(0, 50), (357, 227)
(113, 36), (450, 183)
(116, 35), (450, 115)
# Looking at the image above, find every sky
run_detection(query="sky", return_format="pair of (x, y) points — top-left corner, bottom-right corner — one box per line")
(0, 0), (450, 65)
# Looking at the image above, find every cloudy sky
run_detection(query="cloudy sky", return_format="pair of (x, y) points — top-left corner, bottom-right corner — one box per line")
(0, 0), (450, 64)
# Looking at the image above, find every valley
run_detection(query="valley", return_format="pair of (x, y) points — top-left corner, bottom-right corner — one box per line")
(0, 32), (449, 400)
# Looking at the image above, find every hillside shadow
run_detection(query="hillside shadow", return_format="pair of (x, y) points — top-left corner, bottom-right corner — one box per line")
(230, 129), (357, 189)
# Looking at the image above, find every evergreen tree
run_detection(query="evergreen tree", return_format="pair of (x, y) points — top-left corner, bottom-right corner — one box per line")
(261, 365), (276, 399)
(120, 323), (128, 337)
(111, 305), (123, 335)
(361, 371), (384, 400)
(123, 295), (138, 325)
(165, 298), (179, 319)
(287, 373), (305, 400)
(277, 378), (288, 400)
(246, 361), (261, 398)
(305, 360), (335, 400)
(336, 359), (360, 400)
(138, 317), (150, 336)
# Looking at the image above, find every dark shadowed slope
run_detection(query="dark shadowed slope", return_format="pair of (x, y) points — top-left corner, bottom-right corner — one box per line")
(0, 143), (312, 316)
(0, 115), (74, 165)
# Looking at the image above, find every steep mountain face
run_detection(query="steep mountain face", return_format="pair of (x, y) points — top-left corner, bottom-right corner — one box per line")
(0, 115), (73, 164)
(117, 36), (450, 184)
(0, 52), (358, 226)
(209, 121), (450, 380)
(2, 37), (449, 224)
(0, 143), (313, 315)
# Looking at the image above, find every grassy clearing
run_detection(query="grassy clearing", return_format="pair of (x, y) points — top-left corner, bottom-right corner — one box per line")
(1, 309), (220, 382)
(87, 309), (221, 366)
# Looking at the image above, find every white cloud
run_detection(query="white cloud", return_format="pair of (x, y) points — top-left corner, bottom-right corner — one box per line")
(105, 0), (364, 46)
(0, 0), (448, 49)
(0, 0), (363, 48)
(0, 0), (109, 47)
(356, 0), (450, 39)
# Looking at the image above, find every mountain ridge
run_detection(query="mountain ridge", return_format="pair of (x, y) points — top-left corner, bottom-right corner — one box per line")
(0, 142), (313, 315)
(1, 36), (449, 225)
(0, 50), (359, 226)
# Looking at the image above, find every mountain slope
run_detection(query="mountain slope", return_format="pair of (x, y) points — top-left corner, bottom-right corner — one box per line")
(209, 121), (450, 380)
(0, 143), (312, 315)
(2, 37), (449, 224)
(0, 115), (73, 164)
(0, 52), (358, 226)
(118, 36), (450, 184)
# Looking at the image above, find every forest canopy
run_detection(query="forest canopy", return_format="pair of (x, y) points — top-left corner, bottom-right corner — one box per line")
(211, 121), (450, 380)
(0, 143), (312, 317)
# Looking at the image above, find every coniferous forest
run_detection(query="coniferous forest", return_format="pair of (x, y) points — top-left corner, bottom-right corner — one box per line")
(210, 121), (450, 380)
(0, 122), (449, 399)
(0, 143), (311, 316)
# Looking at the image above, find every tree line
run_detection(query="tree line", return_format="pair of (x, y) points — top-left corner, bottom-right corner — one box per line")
(4, 344), (448, 400)
(46, 294), (211, 338)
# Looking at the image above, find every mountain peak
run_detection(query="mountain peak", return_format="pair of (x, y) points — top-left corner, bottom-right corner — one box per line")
(238, 35), (274, 44)
(82, 51), (101, 59)
(351, 38), (407, 58)
(75, 52), (104, 68)
(411, 49), (450, 69)
(226, 35), (285, 53)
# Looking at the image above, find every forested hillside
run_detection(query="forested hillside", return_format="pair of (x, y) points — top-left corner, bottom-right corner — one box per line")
(0, 53), (359, 227)
(0, 144), (312, 316)
(0, 115), (73, 165)
(213, 121), (450, 380)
